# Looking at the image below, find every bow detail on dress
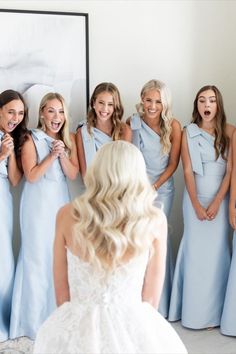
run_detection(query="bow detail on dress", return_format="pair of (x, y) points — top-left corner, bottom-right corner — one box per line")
(186, 124), (204, 176)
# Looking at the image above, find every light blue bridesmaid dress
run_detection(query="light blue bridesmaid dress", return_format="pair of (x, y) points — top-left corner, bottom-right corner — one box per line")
(0, 130), (15, 342)
(220, 231), (236, 336)
(81, 124), (112, 167)
(169, 123), (230, 329)
(130, 114), (174, 318)
(10, 129), (70, 340)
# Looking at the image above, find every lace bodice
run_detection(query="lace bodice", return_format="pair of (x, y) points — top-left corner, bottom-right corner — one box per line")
(34, 249), (188, 354)
(67, 250), (149, 306)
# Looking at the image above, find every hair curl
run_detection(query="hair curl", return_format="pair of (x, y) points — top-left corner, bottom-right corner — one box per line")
(72, 141), (162, 271)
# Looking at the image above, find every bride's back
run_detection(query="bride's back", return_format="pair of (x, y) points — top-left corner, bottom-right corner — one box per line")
(67, 249), (149, 306)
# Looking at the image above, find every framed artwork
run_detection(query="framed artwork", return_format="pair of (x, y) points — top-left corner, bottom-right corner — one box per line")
(0, 9), (89, 131)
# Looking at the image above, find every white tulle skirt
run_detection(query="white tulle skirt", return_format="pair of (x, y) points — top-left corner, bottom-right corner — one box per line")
(34, 300), (187, 354)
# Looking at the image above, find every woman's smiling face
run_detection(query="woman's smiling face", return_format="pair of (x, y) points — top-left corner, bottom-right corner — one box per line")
(41, 98), (65, 135)
(93, 91), (114, 122)
(0, 99), (25, 133)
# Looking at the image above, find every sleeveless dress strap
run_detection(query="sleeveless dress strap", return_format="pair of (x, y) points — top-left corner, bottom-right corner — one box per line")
(81, 124), (96, 167)
(130, 114), (142, 149)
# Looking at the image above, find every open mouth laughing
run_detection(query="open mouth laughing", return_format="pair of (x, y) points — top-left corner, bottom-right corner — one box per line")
(51, 122), (62, 130)
(8, 121), (18, 130)
(99, 111), (110, 117)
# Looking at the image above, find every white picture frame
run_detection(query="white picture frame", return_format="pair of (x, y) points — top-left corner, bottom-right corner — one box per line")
(0, 9), (89, 131)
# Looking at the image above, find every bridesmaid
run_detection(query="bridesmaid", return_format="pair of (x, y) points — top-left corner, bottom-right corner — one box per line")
(76, 82), (131, 177)
(127, 79), (181, 318)
(169, 85), (234, 329)
(0, 90), (28, 342)
(220, 128), (236, 336)
(10, 92), (79, 340)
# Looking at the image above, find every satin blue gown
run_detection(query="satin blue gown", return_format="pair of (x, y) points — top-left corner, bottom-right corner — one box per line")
(220, 231), (236, 336)
(81, 124), (112, 167)
(130, 114), (174, 318)
(169, 123), (230, 329)
(10, 129), (70, 340)
(0, 130), (15, 342)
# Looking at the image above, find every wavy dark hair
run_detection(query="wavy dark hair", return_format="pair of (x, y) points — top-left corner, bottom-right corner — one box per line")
(0, 89), (29, 157)
(87, 82), (124, 140)
(192, 85), (229, 160)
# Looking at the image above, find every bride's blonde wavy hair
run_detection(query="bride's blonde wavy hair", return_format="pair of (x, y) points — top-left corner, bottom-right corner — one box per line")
(136, 79), (173, 154)
(72, 141), (162, 271)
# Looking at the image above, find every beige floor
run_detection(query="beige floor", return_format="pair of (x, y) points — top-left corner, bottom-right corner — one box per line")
(172, 321), (236, 354)
(0, 321), (236, 354)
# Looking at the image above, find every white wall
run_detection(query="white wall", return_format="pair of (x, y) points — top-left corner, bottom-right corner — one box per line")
(1, 0), (236, 256)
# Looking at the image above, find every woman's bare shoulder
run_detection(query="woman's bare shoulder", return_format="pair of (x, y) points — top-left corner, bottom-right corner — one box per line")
(120, 122), (132, 142)
(226, 123), (235, 139)
(171, 118), (182, 130)
(57, 203), (76, 225)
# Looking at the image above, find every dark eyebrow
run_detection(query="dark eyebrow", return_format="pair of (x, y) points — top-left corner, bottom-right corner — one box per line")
(98, 100), (113, 104)
(198, 95), (216, 99)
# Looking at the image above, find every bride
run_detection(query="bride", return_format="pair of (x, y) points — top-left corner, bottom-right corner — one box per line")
(34, 140), (187, 354)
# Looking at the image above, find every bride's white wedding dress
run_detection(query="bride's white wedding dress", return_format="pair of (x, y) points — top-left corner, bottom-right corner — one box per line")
(34, 250), (187, 354)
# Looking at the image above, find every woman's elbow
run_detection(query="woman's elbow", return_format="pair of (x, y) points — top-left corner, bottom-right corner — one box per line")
(183, 166), (193, 179)
(69, 173), (78, 181)
(55, 286), (70, 307)
(10, 174), (22, 187)
(25, 173), (40, 183)
(142, 294), (159, 309)
(68, 167), (79, 181)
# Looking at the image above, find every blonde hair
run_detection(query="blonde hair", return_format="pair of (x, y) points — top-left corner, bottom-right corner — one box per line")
(87, 82), (123, 140)
(37, 92), (72, 154)
(72, 141), (162, 271)
(136, 79), (173, 154)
